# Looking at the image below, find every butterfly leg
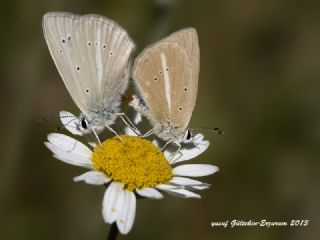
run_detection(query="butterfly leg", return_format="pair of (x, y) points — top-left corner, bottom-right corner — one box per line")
(142, 128), (155, 138)
(92, 128), (102, 145)
(167, 143), (184, 163)
(160, 138), (174, 151)
(116, 112), (141, 136)
(105, 124), (123, 143)
(66, 137), (79, 153)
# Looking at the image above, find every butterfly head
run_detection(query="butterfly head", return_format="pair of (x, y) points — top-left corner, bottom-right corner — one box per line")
(77, 114), (91, 134)
(184, 129), (193, 141)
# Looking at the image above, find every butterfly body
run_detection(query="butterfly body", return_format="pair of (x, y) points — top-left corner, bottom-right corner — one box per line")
(78, 98), (118, 133)
(154, 122), (186, 143)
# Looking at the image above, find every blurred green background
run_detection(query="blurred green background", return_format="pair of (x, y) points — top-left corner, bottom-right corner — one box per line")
(1, 0), (319, 239)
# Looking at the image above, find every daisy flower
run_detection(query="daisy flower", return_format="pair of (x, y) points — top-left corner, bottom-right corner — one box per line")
(45, 111), (219, 235)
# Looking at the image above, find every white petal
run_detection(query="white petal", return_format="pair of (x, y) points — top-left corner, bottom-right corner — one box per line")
(182, 133), (204, 144)
(163, 151), (171, 160)
(136, 188), (163, 199)
(173, 164), (219, 177)
(191, 133), (205, 143)
(156, 184), (178, 191)
(166, 140), (209, 165)
(88, 142), (97, 148)
(117, 190), (136, 234)
(45, 133), (92, 168)
(170, 177), (204, 186)
(73, 171), (110, 185)
(45, 142), (92, 168)
(47, 133), (92, 158)
(188, 185), (210, 190)
(152, 139), (159, 147)
(124, 126), (139, 136)
(163, 188), (201, 199)
(102, 182), (124, 224)
(59, 111), (83, 135)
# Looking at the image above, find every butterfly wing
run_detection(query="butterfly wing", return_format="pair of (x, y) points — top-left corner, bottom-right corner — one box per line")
(165, 28), (200, 129)
(165, 28), (199, 73)
(43, 12), (135, 116)
(132, 28), (199, 130)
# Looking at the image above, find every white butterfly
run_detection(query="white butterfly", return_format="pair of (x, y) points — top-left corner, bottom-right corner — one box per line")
(43, 12), (136, 139)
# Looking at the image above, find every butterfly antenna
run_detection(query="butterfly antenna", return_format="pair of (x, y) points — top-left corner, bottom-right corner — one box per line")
(190, 127), (224, 135)
(36, 117), (50, 122)
(36, 117), (63, 131)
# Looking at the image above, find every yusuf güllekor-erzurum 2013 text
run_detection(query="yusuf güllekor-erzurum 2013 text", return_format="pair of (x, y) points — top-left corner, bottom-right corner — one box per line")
(211, 219), (309, 228)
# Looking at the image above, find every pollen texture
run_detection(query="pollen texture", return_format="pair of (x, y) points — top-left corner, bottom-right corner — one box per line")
(92, 135), (172, 191)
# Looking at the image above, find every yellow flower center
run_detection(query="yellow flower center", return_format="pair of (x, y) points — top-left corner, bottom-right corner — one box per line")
(92, 135), (173, 191)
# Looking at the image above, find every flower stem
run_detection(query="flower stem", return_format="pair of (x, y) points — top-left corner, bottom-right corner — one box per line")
(107, 223), (119, 240)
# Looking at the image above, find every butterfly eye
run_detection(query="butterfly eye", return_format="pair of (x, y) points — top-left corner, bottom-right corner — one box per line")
(186, 130), (192, 140)
(81, 118), (88, 129)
